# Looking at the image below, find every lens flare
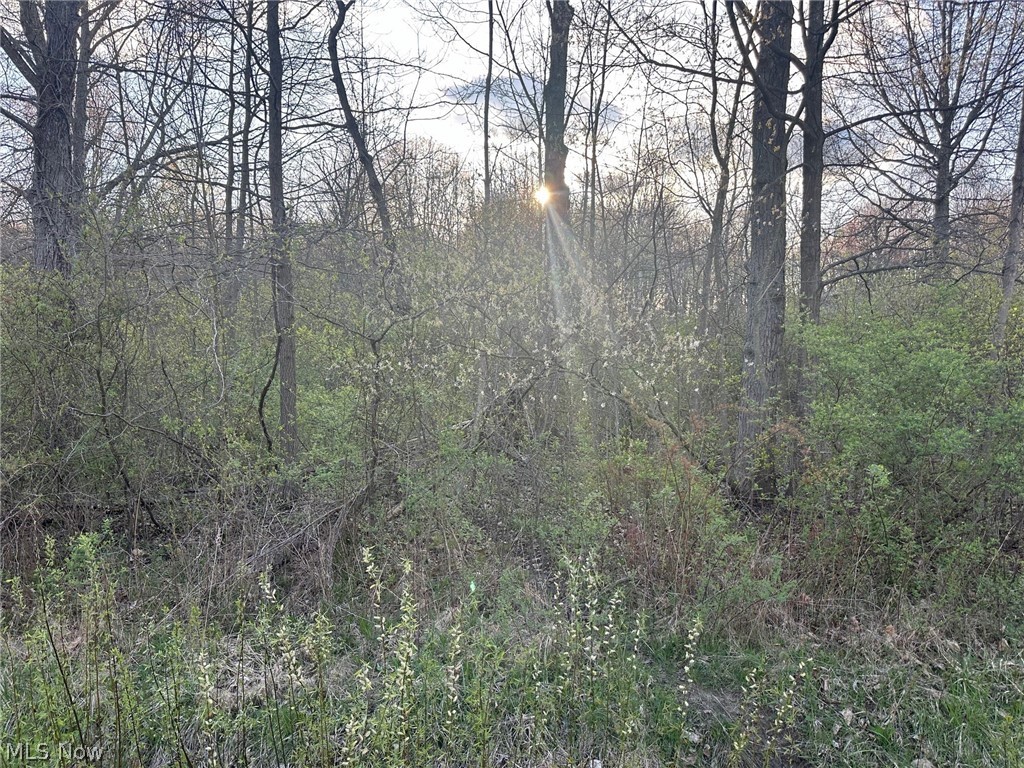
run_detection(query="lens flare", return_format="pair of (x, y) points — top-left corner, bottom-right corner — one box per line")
(534, 185), (551, 206)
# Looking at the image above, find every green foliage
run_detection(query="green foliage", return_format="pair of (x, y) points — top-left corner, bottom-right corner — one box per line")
(4, 174), (1023, 768)
(796, 288), (1024, 635)
(592, 440), (792, 637)
(0, 539), (686, 766)
(805, 291), (1023, 512)
(798, 650), (1024, 767)
(4, 535), (1021, 767)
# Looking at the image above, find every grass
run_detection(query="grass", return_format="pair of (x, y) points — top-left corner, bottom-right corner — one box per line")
(2, 524), (1022, 767)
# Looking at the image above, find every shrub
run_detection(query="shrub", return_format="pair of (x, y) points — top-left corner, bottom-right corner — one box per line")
(796, 289), (1024, 636)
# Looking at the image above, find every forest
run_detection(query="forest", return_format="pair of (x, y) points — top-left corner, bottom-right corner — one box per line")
(1, 0), (1022, 765)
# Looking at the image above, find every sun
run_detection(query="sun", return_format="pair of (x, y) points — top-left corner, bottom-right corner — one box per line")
(533, 185), (551, 206)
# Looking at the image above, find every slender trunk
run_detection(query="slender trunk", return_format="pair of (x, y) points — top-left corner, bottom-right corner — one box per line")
(588, 6), (610, 257)
(537, 0), (574, 435)
(327, 0), (395, 250)
(799, 1), (824, 323)
(794, 0), (827, 424)
(933, 145), (953, 272)
(994, 93), (1024, 353)
(931, 5), (955, 277)
(588, 113), (598, 254)
(701, 77), (743, 336)
(235, 0), (254, 255)
(72, 1), (90, 212)
(474, 0), (497, 445)
(225, 8), (237, 262)
(700, 171), (730, 336)
(328, 0), (407, 311)
(267, 0), (300, 480)
(699, 0), (744, 336)
(933, 54), (954, 274)
(483, 0), (494, 211)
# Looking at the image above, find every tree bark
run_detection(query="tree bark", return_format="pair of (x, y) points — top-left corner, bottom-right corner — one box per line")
(328, 0), (408, 311)
(71, 0), (93, 214)
(225, 9), (237, 267)
(2, 1), (84, 275)
(267, 0), (300, 480)
(798, 0), (828, 324)
(484, 0), (494, 211)
(327, 0), (394, 255)
(235, 0), (255, 295)
(587, 4), (611, 258)
(932, 143), (953, 272)
(794, 0), (840, 423)
(699, 67), (744, 338)
(543, 0), (573, 220)
(994, 92), (1024, 353)
(733, 0), (793, 502)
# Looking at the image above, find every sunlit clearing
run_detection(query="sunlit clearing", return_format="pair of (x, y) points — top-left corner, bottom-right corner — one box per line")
(534, 185), (551, 206)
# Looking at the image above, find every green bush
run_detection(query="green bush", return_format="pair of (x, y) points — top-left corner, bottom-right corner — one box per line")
(797, 289), (1024, 634)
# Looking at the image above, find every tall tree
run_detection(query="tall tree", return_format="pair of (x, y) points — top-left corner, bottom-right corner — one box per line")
(795, 0), (844, 323)
(729, 0), (793, 501)
(789, 0), (850, 422)
(994, 92), (1024, 354)
(328, 0), (408, 312)
(267, 0), (300, 479)
(543, 0), (573, 219)
(699, 0), (748, 338)
(232, 0), (257, 305)
(484, 0), (495, 211)
(2, 0), (84, 275)
(852, 0), (1024, 275)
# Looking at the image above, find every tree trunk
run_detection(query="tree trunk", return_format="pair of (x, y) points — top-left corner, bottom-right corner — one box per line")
(328, 0), (408, 312)
(224, 10), (237, 268)
(799, 0), (825, 324)
(793, 0), (831, 424)
(267, 0), (300, 481)
(7, 1), (84, 275)
(933, 145), (953, 272)
(698, 2), (745, 339)
(700, 170), (730, 337)
(734, 0), (793, 502)
(543, 0), (573, 220)
(931, 5), (953, 276)
(71, 0), (92, 213)
(232, 0), (255, 304)
(484, 0), (494, 211)
(994, 92), (1024, 353)
(327, 0), (394, 254)
(587, 5), (610, 258)
(699, 79), (743, 339)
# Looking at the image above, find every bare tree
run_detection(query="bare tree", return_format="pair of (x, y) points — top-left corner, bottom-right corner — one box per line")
(543, 0), (573, 219)
(995, 91), (1024, 354)
(267, 0), (299, 480)
(484, 0), (495, 211)
(794, 0), (848, 323)
(2, 0), (84, 275)
(327, 0), (410, 312)
(788, 0), (856, 423)
(327, 0), (394, 257)
(222, 0), (257, 309)
(849, 0), (1024, 275)
(698, 0), (748, 337)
